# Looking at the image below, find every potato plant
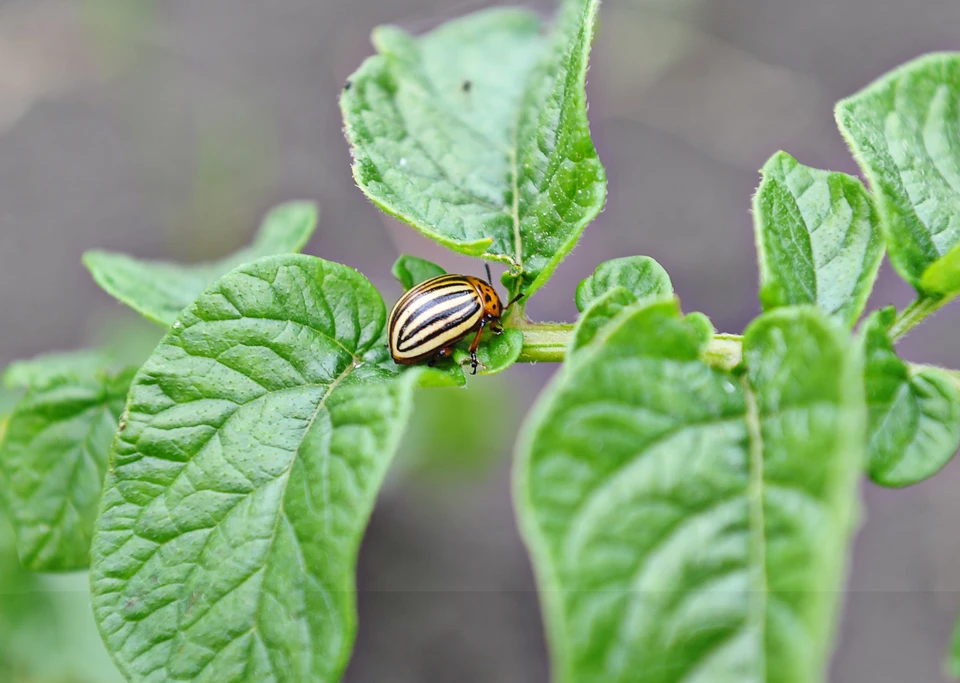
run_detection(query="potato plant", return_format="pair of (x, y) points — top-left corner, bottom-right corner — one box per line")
(3, 1), (960, 681)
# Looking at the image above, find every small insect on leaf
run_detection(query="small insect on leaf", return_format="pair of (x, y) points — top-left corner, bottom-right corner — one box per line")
(462, 79), (472, 92)
(387, 267), (522, 375)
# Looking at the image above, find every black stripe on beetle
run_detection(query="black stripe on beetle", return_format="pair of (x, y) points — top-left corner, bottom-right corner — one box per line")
(397, 298), (481, 351)
(396, 289), (477, 339)
(399, 305), (482, 353)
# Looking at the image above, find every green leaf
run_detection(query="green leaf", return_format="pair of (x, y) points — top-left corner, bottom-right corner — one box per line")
(570, 286), (640, 352)
(836, 52), (960, 292)
(683, 311), (717, 349)
(571, 256), (676, 353)
(83, 201), (318, 326)
(920, 241), (960, 296)
(0, 360), (135, 570)
(4, 349), (115, 390)
(0, 413), (8, 509)
(341, 0), (606, 297)
(0, 389), (18, 416)
(90, 255), (421, 682)
(861, 307), (960, 487)
(452, 329), (524, 376)
(753, 151), (883, 327)
(516, 302), (863, 683)
(575, 256), (673, 312)
(391, 254), (446, 290)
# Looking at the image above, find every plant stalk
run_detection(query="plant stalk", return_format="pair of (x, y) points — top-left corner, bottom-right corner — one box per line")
(514, 322), (575, 363)
(890, 295), (952, 340)
(514, 322), (744, 369)
(515, 320), (960, 383)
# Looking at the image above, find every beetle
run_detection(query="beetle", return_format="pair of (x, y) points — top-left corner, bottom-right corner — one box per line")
(388, 265), (523, 375)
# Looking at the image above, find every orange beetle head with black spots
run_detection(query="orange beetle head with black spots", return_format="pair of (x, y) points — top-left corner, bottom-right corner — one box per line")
(465, 276), (503, 320)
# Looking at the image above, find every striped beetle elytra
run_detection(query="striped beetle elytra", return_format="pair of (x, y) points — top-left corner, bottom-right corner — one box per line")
(388, 265), (523, 374)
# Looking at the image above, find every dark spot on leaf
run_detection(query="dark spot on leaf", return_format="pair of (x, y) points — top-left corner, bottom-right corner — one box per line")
(344, 80), (352, 91)
(462, 80), (472, 92)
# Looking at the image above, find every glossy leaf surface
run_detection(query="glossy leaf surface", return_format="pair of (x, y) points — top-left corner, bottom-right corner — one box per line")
(574, 255), (673, 313)
(90, 255), (420, 682)
(836, 53), (960, 292)
(4, 349), (115, 390)
(516, 302), (863, 683)
(753, 151), (883, 326)
(0, 358), (134, 570)
(570, 286), (640, 352)
(342, 1), (606, 297)
(862, 307), (960, 486)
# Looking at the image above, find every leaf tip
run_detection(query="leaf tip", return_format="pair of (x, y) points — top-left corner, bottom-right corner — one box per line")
(371, 24), (417, 61)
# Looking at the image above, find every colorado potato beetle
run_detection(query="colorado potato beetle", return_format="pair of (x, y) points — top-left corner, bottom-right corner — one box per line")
(388, 265), (523, 374)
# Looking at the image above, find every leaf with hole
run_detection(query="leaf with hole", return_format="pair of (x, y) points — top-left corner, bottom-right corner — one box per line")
(90, 255), (428, 682)
(753, 151), (883, 327)
(836, 53), (960, 293)
(861, 307), (960, 487)
(516, 302), (863, 683)
(84, 201), (318, 327)
(342, 0), (606, 298)
(0, 357), (135, 570)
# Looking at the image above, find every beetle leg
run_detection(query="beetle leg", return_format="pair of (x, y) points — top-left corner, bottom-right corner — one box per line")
(462, 321), (487, 375)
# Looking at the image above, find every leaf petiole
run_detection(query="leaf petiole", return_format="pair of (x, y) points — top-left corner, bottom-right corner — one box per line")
(512, 321), (575, 363)
(889, 294), (952, 340)
(513, 321), (745, 369)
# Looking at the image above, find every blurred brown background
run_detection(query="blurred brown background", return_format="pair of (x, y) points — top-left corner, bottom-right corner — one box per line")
(1, 0), (960, 680)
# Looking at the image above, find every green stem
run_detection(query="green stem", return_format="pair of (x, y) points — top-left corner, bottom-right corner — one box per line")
(703, 335), (744, 371)
(512, 300), (960, 380)
(889, 295), (951, 340)
(514, 322), (575, 363)
(513, 322), (744, 369)
(514, 320), (960, 386)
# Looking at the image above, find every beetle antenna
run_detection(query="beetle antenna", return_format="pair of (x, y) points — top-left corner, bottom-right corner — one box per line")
(485, 263), (493, 285)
